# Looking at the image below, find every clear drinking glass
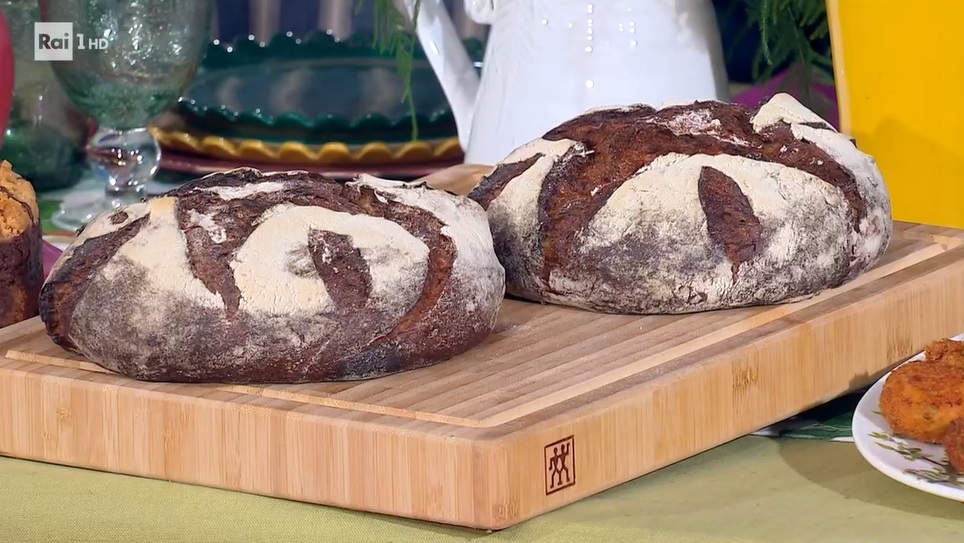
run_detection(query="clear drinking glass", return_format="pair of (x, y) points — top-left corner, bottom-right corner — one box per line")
(40, 0), (213, 231)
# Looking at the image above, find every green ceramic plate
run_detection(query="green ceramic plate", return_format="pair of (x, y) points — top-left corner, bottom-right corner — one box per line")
(175, 31), (484, 144)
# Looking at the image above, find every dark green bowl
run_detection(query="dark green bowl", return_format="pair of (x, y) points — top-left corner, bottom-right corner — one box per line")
(175, 31), (484, 145)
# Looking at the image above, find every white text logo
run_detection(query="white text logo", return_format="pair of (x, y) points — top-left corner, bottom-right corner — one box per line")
(35, 22), (109, 61)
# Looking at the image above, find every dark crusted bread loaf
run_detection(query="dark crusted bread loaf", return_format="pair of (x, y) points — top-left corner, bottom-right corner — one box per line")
(468, 93), (892, 314)
(0, 161), (42, 328)
(39, 168), (505, 383)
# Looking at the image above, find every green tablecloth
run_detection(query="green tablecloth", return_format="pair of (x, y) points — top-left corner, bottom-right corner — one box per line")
(2, 436), (961, 543)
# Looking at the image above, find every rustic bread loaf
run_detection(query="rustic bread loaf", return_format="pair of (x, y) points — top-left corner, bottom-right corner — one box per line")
(468, 93), (892, 314)
(0, 161), (43, 328)
(39, 169), (505, 383)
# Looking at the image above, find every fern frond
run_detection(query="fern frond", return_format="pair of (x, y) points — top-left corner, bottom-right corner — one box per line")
(740, 0), (832, 96)
(356, 0), (422, 140)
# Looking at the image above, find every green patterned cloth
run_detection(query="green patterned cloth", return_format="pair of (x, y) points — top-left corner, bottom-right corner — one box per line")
(752, 392), (860, 442)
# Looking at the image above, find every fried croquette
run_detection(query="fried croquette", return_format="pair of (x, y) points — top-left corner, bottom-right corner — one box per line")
(942, 418), (964, 472)
(924, 338), (964, 369)
(879, 360), (964, 444)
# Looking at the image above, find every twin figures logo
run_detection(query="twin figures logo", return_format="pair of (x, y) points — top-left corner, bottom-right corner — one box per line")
(34, 22), (109, 61)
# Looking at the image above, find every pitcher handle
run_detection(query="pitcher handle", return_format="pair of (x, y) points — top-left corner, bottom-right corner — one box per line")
(0, 7), (14, 151)
(464, 0), (496, 24)
(402, 0), (480, 152)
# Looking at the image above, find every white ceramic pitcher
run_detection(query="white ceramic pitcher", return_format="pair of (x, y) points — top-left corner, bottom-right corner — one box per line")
(404, 0), (730, 165)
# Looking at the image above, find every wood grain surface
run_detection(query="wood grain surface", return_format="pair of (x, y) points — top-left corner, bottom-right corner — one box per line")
(2, 166), (964, 529)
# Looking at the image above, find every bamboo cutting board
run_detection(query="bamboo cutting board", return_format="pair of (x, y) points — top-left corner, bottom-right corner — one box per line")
(3, 164), (964, 530)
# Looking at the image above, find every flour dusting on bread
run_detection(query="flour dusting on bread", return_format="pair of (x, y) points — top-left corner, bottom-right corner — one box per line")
(39, 168), (505, 383)
(468, 93), (892, 314)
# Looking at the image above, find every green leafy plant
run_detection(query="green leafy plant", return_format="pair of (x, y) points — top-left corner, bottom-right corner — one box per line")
(355, 0), (423, 138)
(363, 0), (832, 139)
(742, 0), (833, 83)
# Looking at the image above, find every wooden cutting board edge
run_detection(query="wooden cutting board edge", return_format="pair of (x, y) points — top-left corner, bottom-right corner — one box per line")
(3, 237), (962, 530)
(3, 163), (964, 529)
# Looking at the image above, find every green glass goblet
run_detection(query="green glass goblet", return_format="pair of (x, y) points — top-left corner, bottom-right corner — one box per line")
(40, 0), (213, 231)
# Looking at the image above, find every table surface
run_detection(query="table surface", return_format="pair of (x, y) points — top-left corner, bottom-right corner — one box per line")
(2, 436), (962, 543)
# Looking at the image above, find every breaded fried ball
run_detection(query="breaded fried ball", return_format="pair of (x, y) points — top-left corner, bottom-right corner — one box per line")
(879, 360), (964, 444)
(942, 418), (964, 472)
(924, 338), (964, 369)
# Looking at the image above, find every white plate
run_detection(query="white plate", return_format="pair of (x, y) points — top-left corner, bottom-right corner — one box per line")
(852, 336), (964, 502)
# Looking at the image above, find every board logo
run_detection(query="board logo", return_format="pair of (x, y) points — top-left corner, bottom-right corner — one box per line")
(544, 435), (575, 495)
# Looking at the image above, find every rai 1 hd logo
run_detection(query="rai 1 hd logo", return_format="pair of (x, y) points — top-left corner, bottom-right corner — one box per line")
(34, 22), (109, 61)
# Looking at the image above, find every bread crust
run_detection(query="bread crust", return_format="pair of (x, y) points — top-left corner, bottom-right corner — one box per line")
(469, 94), (892, 314)
(39, 169), (505, 383)
(0, 160), (39, 238)
(0, 161), (42, 328)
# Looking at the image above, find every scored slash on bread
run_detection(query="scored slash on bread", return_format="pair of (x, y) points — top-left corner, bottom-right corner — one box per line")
(467, 93), (892, 314)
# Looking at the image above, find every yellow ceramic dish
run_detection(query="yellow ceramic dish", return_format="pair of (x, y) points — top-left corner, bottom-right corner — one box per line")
(148, 124), (463, 166)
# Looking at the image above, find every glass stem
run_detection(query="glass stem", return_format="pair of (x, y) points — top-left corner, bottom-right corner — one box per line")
(87, 126), (161, 208)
